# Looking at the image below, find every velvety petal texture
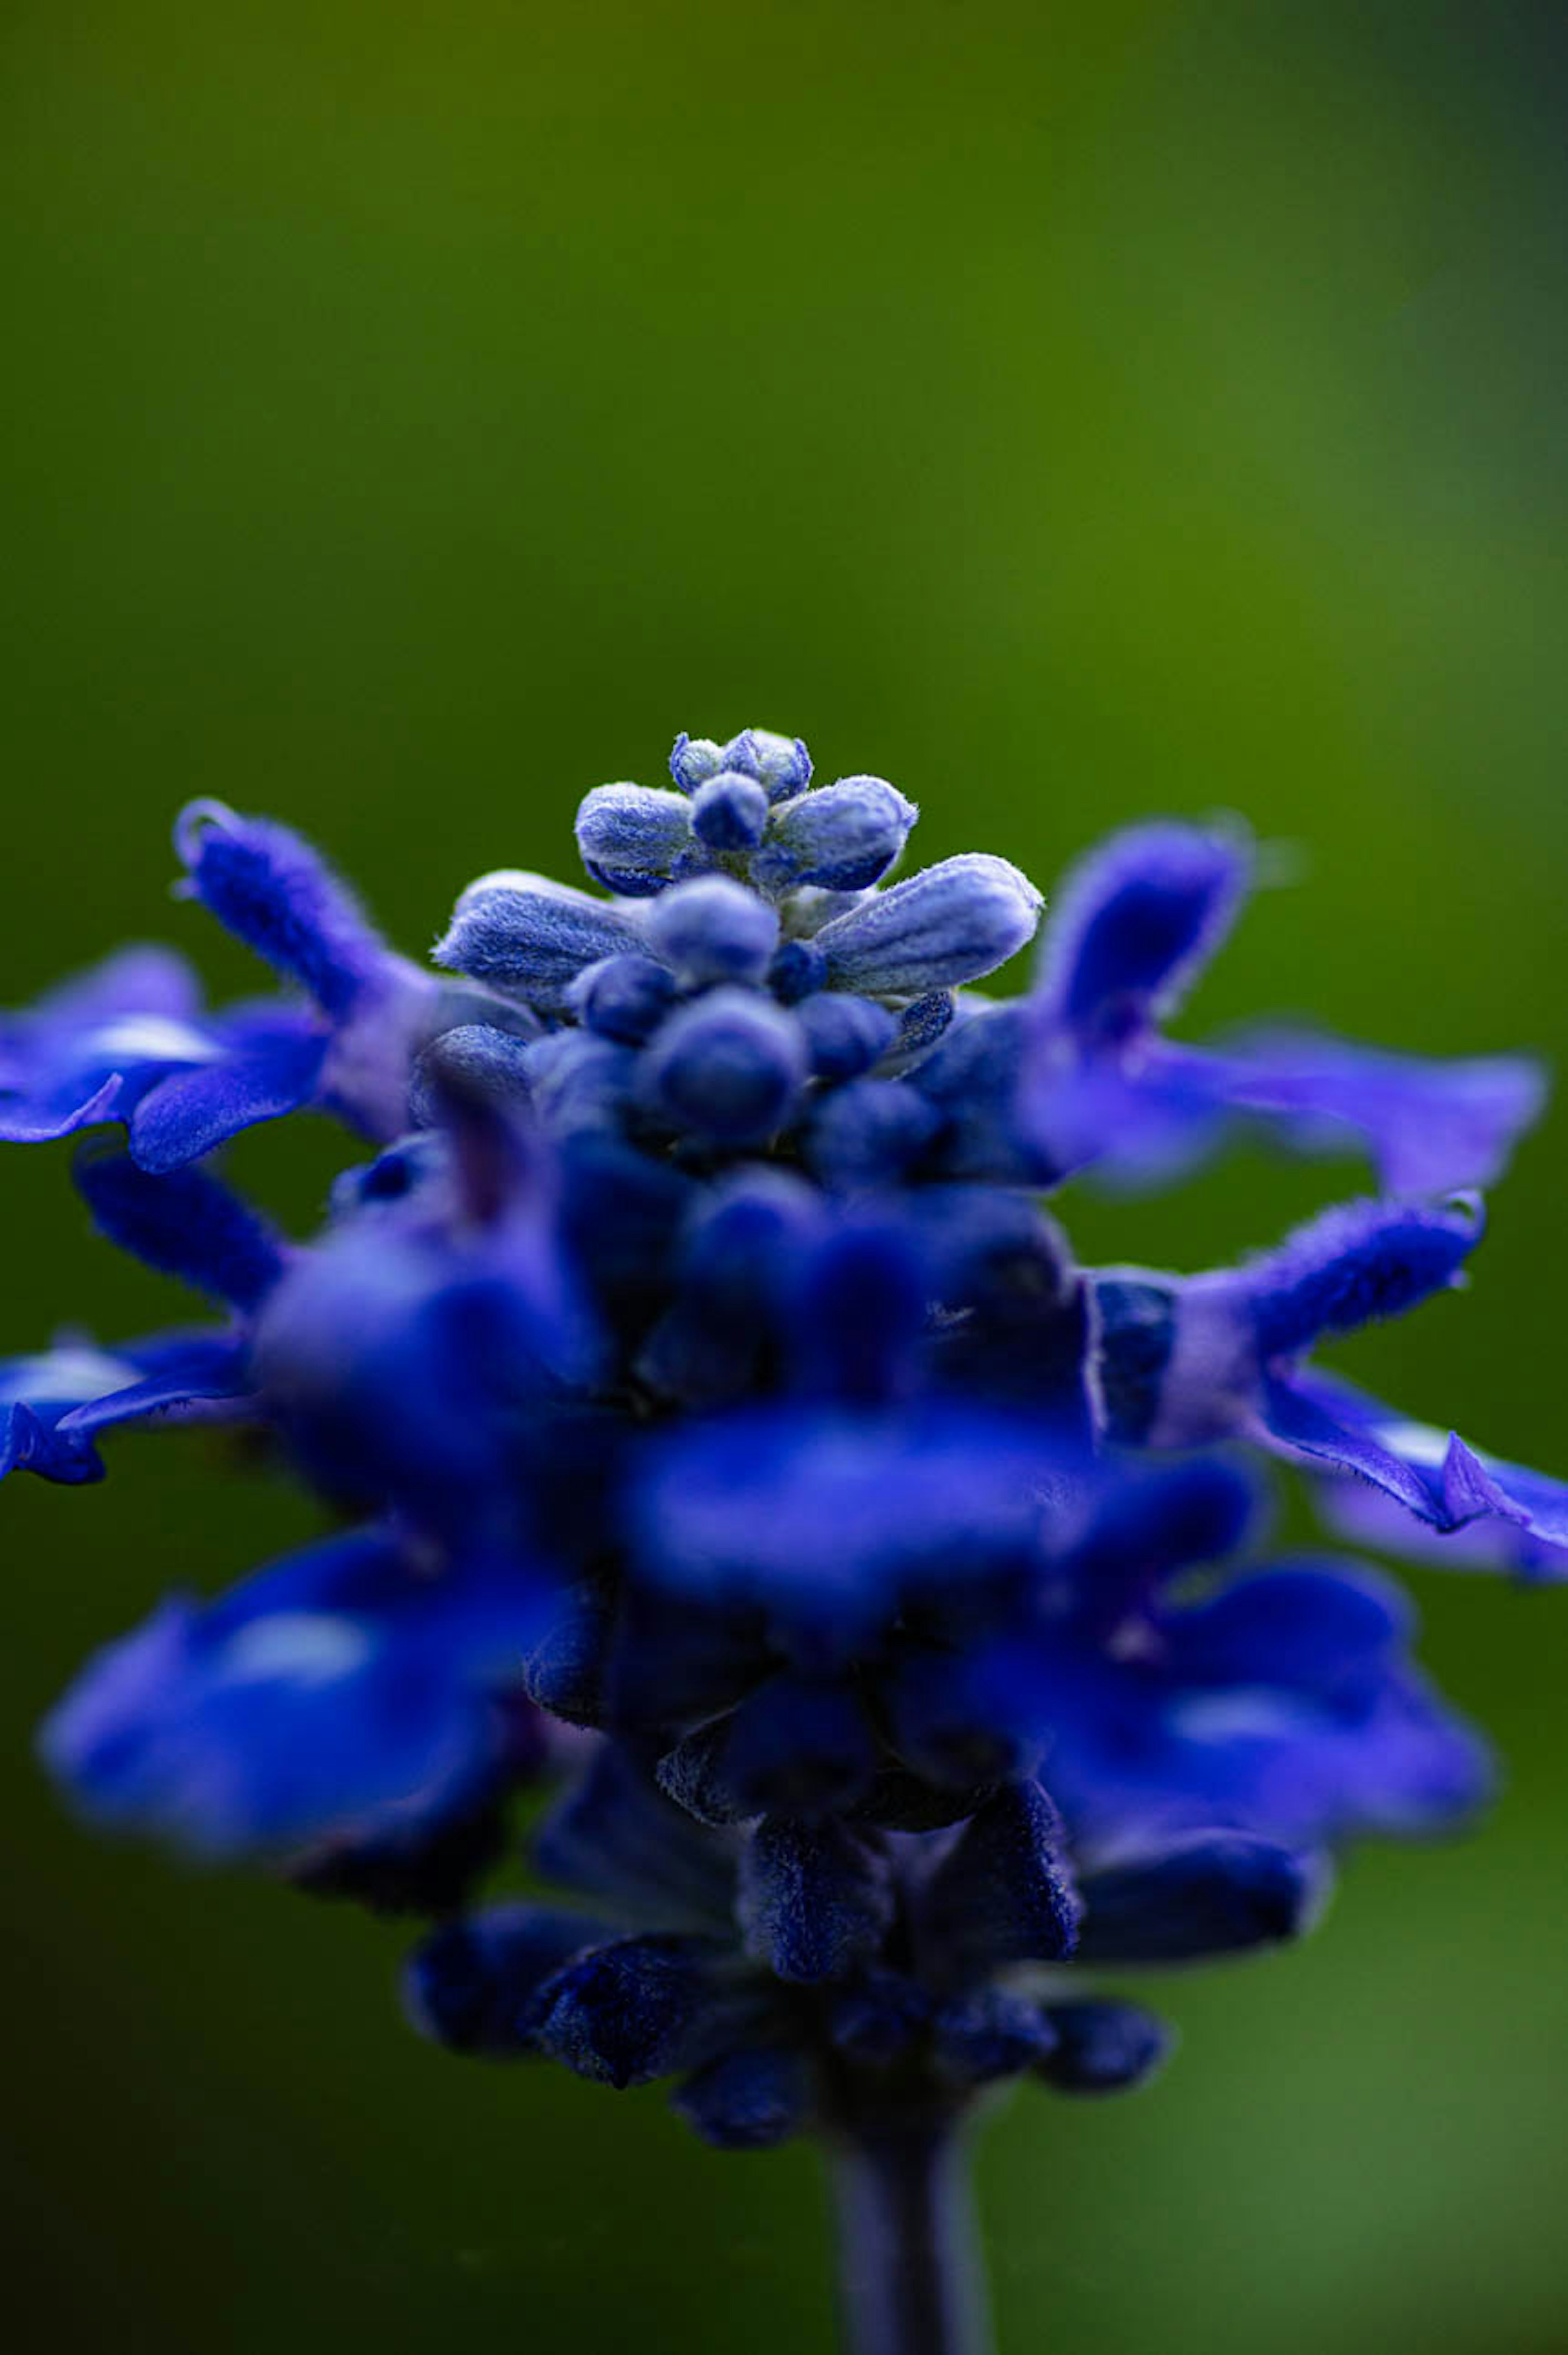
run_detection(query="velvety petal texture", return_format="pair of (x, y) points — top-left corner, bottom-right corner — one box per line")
(4, 725), (1558, 2162)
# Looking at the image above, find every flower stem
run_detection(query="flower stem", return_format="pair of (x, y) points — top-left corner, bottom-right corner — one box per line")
(828, 2114), (994, 2355)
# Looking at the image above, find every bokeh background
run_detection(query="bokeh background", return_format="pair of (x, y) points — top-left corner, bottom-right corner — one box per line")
(4, 2), (1568, 2348)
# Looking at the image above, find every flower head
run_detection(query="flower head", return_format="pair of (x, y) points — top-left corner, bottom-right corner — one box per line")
(7, 729), (1562, 2165)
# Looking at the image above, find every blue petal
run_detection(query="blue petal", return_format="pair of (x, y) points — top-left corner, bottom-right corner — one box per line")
(630, 1404), (1076, 1658)
(129, 1020), (327, 1173)
(568, 954), (679, 1043)
(932, 1987), (1056, 2085)
(405, 1905), (613, 2055)
(1016, 1616), (1493, 1850)
(75, 1149), (287, 1310)
(737, 1815), (893, 1983)
(635, 1169), (820, 1409)
(1236, 1194), (1484, 1360)
(784, 1218), (928, 1406)
(1077, 1834), (1329, 1963)
(1162, 1562), (1409, 1703)
(1179, 1030), (1546, 1194)
(574, 783), (696, 895)
(434, 871), (648, 1008)
(815, 855), (1043, 996)
(534, 1742), (737, 1929)
(720, 729), (813, 801)
(1281, 1374), (1568, 1578)
(40, 1528), (550, 1856)
(916, 1782), (1082, 1976)
(176, 802), (393, 1016)
(1022, 1031), (1545, 1199)
(672, 2045), (812, 2148)
(645, 876), (779, 987)
(802, 1077), (943, 1190)
(534, 1934), (716, 2087)
(1033, 822), (1252, 1047)
(56, 1330), (253, 1441)
(795, 993), (899, 1083)
(751, 777), (918, 893)
(690, 771), (771, 853)
(910, 1002), (1052, 1184)
(639, 989), (807, 1147)
(1037, 2001), (1174, 2096)
(696, 1674), (877, 1821)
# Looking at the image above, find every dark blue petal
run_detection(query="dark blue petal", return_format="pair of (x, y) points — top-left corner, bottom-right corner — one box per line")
(767, 938), (828, 1004)
(828, 1971), (931, 2066)
(40, 1528), (549, 1856)
(129, 1021), (328, 1172)
(1065, 1457), (1261, 1631)
(575, 783), (695, 895)
(690, 772), (771, 853)
(1091, 1276), (1178, 1444)
(435, 871), (648, 1007)
(1077, 1834), (1329, 1963)
(56, 1330), (252, 1441)
(639, 989), (807, 1147)
(669, 733), (728, 792)
(76, 1149), (287, 1310)
(672, 2045), (813, 2149)
(815, 855), (1042, 996)
(534, 1742), (737, 1929)
(752, 777), (918, 893)
(1037, 2001), (1174, 2096)
(1238, 1194), (1484, 1361)
(710, 1675), (877, 1820)
(604, 1583), (771, 1733)
(176, 802), (392, 1016)
(630, 1404), (1073, 1660)
(882, 1645), (1040, 1790)
(534, 1934), (716, 2087)
(932, 1988), (1056, 2085)
(737, 1814), (894, 1984)
(1287, 1375), (1568, 1578)
(917, 1782), (1081, 1977)
(796, 993), (900, 1083)
(555, 1132), (693, 1327)
(645, 875), (780, 987)
(568, 953), (679, 1043)
(1033, 822), (1251, 1047)
(1164, 1562), (1409, 1703)
(802, 1078), (942, 1190)
(911, 1003), (1052, 1184)
(721, 729), (813, 801)
(405, 1906), (613, 2055)
(917, 1188), (1092, 1424)
(1183, 1030), (1546, 1194)
(409, 1023), (534, 1130)
(635, 1168), (820, 1408)
(784, 1219), (928, 1406)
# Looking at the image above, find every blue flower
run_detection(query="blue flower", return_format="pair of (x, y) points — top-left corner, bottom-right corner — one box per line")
(40, 1524), (554, 1858)
(5, 728), (1560, 2213)
(1018, 823), (1544, 1195)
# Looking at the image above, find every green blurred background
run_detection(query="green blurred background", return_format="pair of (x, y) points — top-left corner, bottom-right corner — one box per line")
(3, 2), (1567, 2348)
